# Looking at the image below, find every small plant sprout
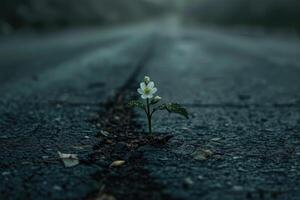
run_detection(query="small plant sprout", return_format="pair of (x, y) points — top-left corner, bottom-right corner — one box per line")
(128, 76), (188, 134)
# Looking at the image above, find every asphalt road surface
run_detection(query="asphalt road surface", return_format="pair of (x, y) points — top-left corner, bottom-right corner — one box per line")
(1, 17), (300, 200)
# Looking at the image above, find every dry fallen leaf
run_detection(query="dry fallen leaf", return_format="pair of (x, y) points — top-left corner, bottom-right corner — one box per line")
(191, 149), (214, 160)
(109, 160), (125, 168)
(58, 151), (79, 167)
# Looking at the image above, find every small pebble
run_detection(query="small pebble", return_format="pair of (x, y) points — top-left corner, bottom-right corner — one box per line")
(54, 117), (61, 121)
(233, 185), (243, 191)
(53, 185), (62, 191)
(211, 137), (221, 142)
(238, 167), (247, 172)
(100, 130), (110, 137)
(2, 172), (10, 176)
(214, 155), (223, 160)
(213, 183), (222, 188)
(183, 177), (194, 188)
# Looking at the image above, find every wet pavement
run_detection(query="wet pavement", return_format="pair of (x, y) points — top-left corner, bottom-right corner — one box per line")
(1, 17), (300, 199)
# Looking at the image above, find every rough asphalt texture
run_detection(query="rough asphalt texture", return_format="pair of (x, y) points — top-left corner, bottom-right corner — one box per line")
(0, 22), (155, 200)
(1, 17), (300, 200)
(141, 22), (300, 200)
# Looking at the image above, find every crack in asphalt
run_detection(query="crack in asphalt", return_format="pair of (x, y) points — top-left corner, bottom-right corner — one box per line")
(0, 31), (159, 200)
(85, 34), (178, 200)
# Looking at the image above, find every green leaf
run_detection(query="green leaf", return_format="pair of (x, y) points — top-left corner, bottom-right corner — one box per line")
(157, 103), (189, 119)
(127, 100), (145, 110)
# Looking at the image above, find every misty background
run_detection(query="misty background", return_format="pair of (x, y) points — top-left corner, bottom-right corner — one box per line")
(1, 0), (300, 34)
(184, 0), (300, 29)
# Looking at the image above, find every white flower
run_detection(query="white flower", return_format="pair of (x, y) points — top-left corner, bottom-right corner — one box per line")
(137, 81), (157, 99)
(144, 76), (150, 84)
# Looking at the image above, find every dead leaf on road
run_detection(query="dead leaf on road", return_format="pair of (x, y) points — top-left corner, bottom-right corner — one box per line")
(191, 149), (214, 160)
(109, 160), (125, 168)
(58, 151), (79, 167)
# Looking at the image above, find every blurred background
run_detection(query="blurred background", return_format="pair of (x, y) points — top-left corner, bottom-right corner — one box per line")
(184, 0), (300, 30)
(0, 0), (170, 34)
(1, 0), (300, 34)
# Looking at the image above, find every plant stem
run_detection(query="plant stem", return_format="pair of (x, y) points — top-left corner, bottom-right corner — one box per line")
(146, 98), (152, 134)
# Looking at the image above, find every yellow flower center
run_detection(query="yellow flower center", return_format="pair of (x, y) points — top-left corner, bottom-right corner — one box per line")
(144, 87), (151, 95)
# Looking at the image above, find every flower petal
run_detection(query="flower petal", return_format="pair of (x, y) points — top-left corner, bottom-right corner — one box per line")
(141, 94), (147, 99)
(150, 87), (157, 95)
(147, 81), (154, 89)
(147, 94), (153, 99)
(140, 82), (146, 90)
(137, 88), (144, 95)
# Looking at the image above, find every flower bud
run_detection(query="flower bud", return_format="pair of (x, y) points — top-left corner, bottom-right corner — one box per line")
(151, 95), (162, 104)
(154, 96), (161, 101)
(144, 76), (150, 84)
